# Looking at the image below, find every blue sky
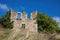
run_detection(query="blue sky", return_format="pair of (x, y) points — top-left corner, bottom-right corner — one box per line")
(0, 0), (60, 27)
(0, 0), (60, 17)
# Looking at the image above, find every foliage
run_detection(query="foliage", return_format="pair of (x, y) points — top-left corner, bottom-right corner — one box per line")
(37, 12), (59, 33)
(0, 10), (59, 33)
(0, 10), (13, 29)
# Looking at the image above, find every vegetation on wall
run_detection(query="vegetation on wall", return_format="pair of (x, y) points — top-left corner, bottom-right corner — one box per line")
(0, 10), (13, 29)
(0, 11), (59, 33)
(37, 12), (59, 33)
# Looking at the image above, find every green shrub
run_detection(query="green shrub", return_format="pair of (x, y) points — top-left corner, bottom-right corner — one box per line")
(0, 10), (13, 29)
(37, 12), (59, 33)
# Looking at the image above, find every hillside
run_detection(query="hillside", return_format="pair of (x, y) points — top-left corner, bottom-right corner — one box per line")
(0, 11), (60, 40)
(0, 27), (11, 40)
(0, 24), (60, 40)
(0, 28), (60, 40)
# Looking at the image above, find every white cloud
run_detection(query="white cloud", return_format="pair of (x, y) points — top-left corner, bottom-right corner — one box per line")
(0, 3), (9, 11)
(53, 17), (60, 22)
(53, 17), (60, 27)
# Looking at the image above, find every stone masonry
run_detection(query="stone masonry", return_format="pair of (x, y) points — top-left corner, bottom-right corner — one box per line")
(10, 10), (37, 32)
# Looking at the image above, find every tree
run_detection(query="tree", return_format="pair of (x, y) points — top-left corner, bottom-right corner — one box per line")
(37, 12), (59, 33)
(0, 10), (13, 29)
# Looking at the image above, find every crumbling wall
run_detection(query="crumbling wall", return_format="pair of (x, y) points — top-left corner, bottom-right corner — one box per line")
(10, 11), (38, 32)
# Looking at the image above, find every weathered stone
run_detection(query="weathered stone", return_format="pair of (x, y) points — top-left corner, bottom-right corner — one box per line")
(10, 10), (38, 32)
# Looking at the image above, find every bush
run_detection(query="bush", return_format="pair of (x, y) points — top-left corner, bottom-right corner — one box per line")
(0, 10), (13, 29)
(37, 12), (59, 33)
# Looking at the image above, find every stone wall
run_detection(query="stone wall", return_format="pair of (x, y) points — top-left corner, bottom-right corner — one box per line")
(10, 10), (38, 32)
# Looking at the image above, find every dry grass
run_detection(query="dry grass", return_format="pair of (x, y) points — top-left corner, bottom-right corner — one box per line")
(0, 26), (60, 40)
(0, 28), (12, 40)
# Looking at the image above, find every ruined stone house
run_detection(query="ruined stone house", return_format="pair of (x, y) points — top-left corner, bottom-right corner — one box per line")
(10, 10), (37, 32)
